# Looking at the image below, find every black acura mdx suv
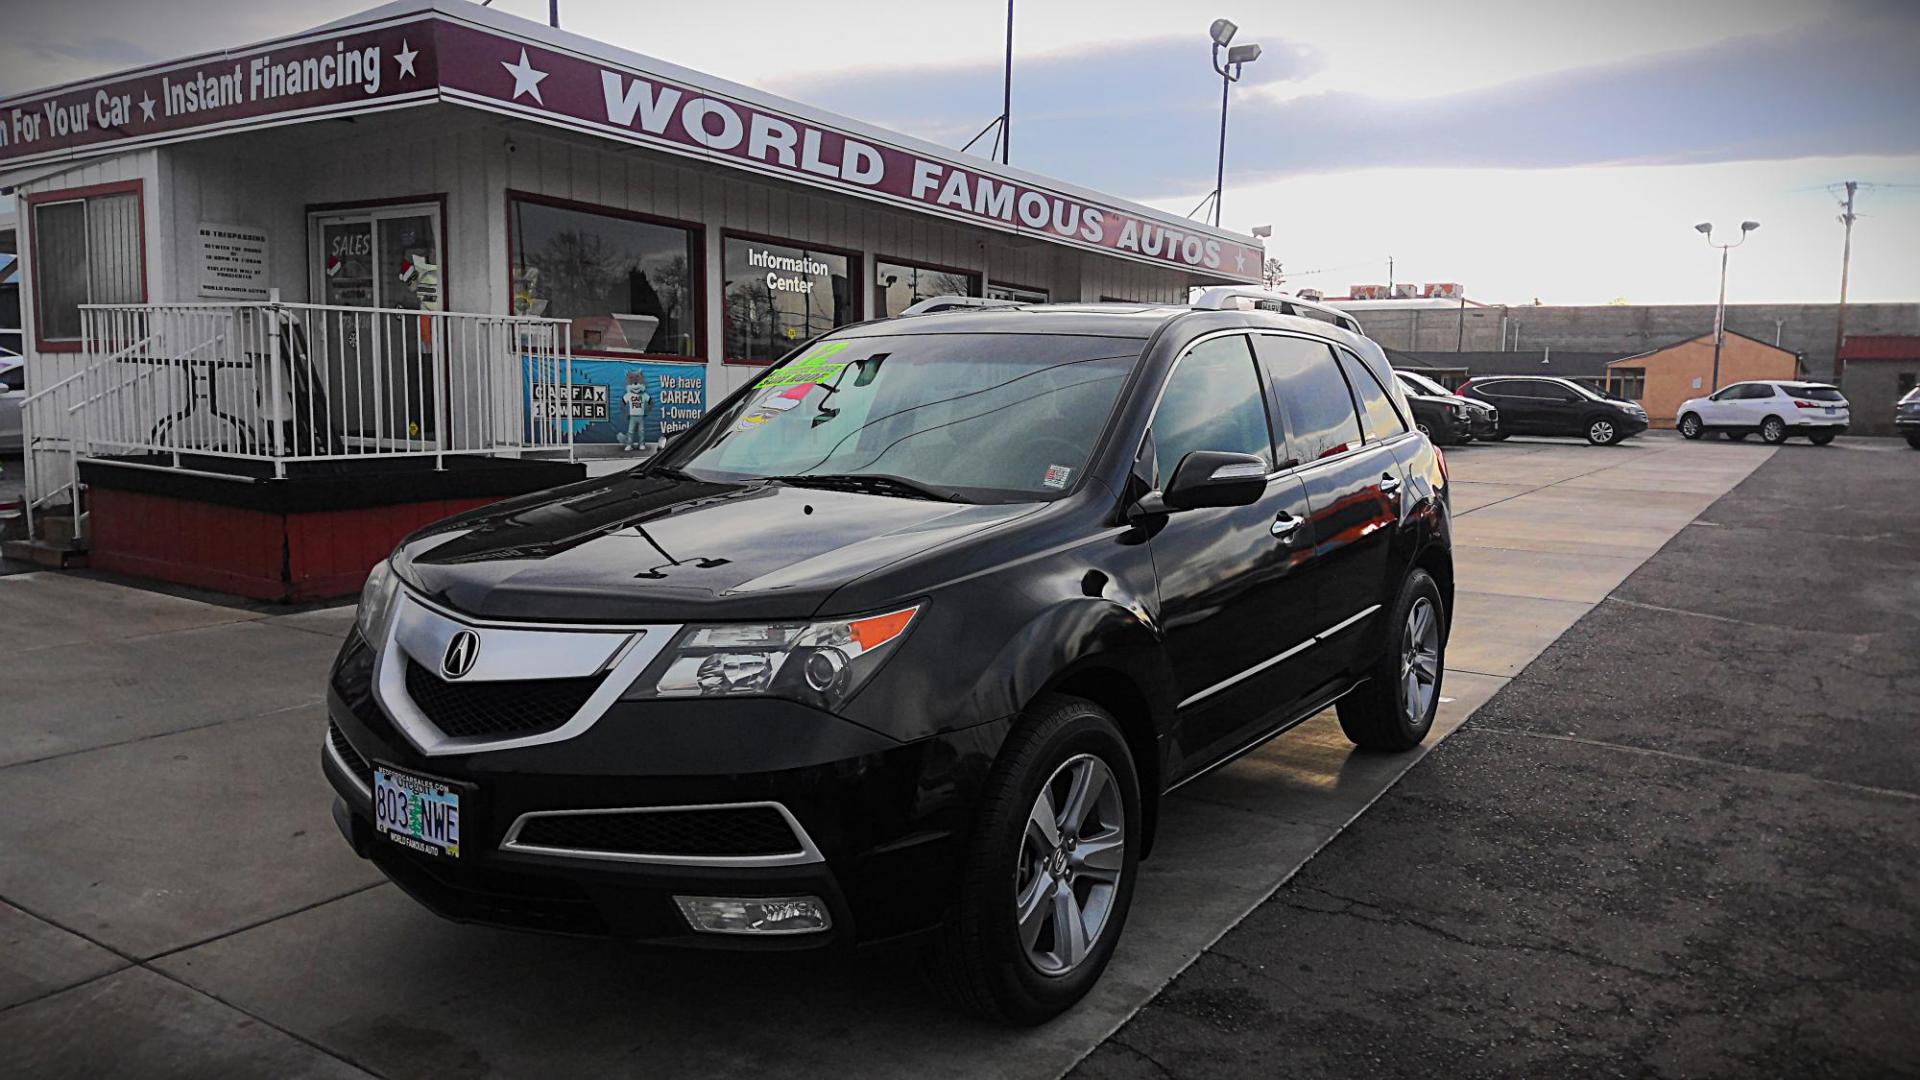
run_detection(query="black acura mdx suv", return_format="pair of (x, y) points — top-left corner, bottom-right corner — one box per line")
(323, 297), (1454, 1024)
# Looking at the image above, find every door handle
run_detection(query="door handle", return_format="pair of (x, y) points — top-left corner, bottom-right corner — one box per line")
(1271, 513), (1305, 540)
(1379, 473), (1403, 496)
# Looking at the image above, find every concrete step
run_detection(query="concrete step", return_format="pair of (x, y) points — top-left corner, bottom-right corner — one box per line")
(0, 538), (89, 569)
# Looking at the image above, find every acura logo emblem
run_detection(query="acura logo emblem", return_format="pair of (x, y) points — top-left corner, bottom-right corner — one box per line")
(442, 630), (480, 679)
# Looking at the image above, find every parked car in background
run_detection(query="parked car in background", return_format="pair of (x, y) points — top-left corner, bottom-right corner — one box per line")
(1393, 369), (1499, 444)
(323, 295), (1455, 1025)
(1458, 375), (1647, 445)
(0, 354), (25, 454)
(1675, 380), (1850, 445)
(1897, 386), (1920, 449)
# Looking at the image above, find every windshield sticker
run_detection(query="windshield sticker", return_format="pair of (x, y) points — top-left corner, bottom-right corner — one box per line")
(757, 341), (853, 389)
(1042, 465), (1073, 489)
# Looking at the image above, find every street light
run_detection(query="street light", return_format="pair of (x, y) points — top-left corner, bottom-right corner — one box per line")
(1696, 220), (1759, 392)
(1207, 18), (1260, 228)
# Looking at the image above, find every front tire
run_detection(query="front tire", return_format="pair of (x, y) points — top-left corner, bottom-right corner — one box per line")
(1679, 413), (1704, 439)
(1906, 433), (1920, 450)
(933, 694), (1141, 1025)
(1337, 569), (1446, 752)
(1586, 418), (1621, 445)
(1760, 416), (1789, 444)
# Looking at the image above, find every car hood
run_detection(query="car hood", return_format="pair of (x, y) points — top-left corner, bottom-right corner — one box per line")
(396, 472), (1044, 623)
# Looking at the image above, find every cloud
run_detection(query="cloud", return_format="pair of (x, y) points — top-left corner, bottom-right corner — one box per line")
(783, 4), (1920, 197)
(771, 35), (1326, 153)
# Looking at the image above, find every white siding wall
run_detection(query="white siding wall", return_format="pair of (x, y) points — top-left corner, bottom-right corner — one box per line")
(10, 106), (1200, 501)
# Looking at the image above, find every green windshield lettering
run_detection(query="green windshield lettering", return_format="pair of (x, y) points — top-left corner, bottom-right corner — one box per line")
(757, 341), (853, 388)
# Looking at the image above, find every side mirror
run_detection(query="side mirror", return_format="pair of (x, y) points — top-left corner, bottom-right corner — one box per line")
(1153, 450), (1269, 512)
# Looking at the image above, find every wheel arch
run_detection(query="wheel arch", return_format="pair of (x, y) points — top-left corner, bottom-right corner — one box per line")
(1039, 661), (1165, 860)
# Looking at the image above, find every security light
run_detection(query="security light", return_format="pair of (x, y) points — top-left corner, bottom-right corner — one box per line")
(1210, 18), (1237, 46)
(1251, 224), (1272, 238)
(1227, 43), (1262, 65)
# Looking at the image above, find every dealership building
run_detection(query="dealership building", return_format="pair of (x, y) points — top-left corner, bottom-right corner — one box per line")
(0, 0), (1262, 596)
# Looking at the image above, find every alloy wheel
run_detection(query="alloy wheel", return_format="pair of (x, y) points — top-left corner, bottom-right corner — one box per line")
(1401, 597), (1440, 725)
(1016, 754), (1125, 977)
(1681, 415), (1701, 438)
(1589, 420), (1615, 444)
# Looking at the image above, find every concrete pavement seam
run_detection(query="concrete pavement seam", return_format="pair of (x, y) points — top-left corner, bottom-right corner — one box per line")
(0, 697), (325, 773)
(1601, 595), (1884, 641)
(1469, 725), (1920, 802)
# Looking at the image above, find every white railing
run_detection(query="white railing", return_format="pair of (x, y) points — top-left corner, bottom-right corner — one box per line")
(21, 296), (574, 541)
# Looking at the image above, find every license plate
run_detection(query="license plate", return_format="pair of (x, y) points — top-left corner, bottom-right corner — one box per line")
(374, 764), (464, 858)
(1824, 406), (1836, 415)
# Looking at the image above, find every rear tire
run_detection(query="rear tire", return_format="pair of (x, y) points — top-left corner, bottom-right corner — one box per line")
(1760, 416), (1789, 445)
(1337, 569), (1446, 752)
(932, 694), (1141, 1025)
(1907, 433), (1920, 450)
(1679, 413), (1704, 439)
(1809, 432), (1836, 446)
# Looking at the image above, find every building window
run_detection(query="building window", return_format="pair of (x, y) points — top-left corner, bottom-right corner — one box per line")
(508, 196), (699, 358)
(723, 235), (854, 364)
(874, 259), (980, 318)
(1611, 367), (1646, 400)
(31, 187), (144, 344)
(987, 282), (1049, 304)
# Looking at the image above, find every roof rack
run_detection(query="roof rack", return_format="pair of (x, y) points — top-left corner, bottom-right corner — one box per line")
(1191, 287), (1364, 336)
(899, 296), (1024, 316)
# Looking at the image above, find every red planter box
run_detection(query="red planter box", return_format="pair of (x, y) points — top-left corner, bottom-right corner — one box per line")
(79, 457), (585, 602)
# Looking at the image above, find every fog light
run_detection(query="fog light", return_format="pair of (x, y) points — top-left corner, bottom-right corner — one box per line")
(674, 895), (832, 935)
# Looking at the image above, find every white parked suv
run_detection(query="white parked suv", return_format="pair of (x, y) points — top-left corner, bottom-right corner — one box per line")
(1675, 380), (1850, 445)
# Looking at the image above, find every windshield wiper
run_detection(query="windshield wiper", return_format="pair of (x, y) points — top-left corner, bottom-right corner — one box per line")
(766, 473), (970, 503)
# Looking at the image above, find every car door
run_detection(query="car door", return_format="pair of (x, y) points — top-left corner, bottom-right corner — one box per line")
(1736, 382), (1778, 429)
(1145, 333), (1323, 779)
(1697, 384), (1738, 427)
(1473, 379), (1536, 432)
(1528, 379), (1586, 435)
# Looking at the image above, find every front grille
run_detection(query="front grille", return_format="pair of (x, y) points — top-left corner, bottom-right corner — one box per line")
(403, 658), (601, 740)
(327, 722), (371, 779)
(511, 806), (805, 858)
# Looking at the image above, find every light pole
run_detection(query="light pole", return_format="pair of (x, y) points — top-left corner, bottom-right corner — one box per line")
(1695, 220), (1759, 392)
(1208, 19), (1260, 228)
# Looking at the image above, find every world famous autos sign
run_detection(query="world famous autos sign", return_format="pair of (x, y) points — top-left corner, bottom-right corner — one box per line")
(0, 9), (1261, 284)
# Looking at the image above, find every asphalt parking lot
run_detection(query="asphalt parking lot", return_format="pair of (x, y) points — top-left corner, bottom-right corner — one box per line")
(0, 431), (1833, 1078)
(1074, 437), (1920, 1078)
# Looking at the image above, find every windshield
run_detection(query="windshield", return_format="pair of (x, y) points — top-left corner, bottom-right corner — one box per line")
(1396, 369), (1451, 397)
(654, 333), (1144, 502)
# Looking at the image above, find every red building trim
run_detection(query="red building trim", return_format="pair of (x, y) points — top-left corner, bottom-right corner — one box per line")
(23, 178), (149, 354)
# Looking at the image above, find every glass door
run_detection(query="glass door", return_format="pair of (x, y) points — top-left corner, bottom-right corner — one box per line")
(309, 205), (442, 446)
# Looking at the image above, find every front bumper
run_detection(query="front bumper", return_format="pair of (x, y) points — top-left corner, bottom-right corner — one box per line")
(323, 630), (1004, 948)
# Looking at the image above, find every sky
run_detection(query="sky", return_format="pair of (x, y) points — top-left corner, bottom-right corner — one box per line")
(3, 0), (1917, 305)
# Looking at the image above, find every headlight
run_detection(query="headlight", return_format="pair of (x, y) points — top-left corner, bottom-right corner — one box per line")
(622, 605), (921, 711)
(355, 559), (402, 643)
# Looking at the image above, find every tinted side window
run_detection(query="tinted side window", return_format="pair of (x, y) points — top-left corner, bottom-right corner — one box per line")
(1152, 335), (1273, 485)
(1253, 335), (1364, 463)
(1475, 380), (1518, 398)
(1744, 384), (1778, 399)
(1338, 350), (1408, 440)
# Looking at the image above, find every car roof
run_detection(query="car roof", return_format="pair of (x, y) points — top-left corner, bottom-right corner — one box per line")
(831, 301), (1366, 345)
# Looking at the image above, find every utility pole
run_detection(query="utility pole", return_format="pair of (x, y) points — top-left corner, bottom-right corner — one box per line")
(1387, 255), (1394, 294)
(1000, 0), (1013, 164)
(1832, 180), (1857, 385)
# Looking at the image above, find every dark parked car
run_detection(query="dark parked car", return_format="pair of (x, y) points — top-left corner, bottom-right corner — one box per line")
(1393, 368), (1498, 444)
(1459, 375), (1648, 445)
(323, 293), (1454, 1024)
(1896, 386), (1920, 449)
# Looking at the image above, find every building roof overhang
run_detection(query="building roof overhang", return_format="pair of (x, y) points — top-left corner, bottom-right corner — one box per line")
(0, 0), (1262, 282)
